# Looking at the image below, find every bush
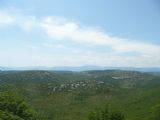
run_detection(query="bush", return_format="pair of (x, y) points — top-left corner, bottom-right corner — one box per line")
(0, 92), (37, 120)
(150, 105), (160, 120)
(88, 106), (125, 120)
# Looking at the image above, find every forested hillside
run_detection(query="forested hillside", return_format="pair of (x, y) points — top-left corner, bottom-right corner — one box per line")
(0, 70), (160, 120)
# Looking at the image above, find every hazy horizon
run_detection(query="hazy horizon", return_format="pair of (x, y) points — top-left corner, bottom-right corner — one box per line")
(1, 65), (160, 72)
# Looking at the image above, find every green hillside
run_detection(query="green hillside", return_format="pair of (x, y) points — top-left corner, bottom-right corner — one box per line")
(0, 70), (160, 120)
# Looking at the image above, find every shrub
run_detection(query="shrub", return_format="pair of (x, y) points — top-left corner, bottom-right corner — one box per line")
(0, 92), (37, 120)
(88, 106), (125, 120)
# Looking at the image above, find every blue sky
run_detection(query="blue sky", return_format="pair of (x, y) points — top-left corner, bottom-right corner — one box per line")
(0, 0), (160, 67)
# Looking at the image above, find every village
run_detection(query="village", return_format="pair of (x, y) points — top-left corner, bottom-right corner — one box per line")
(51, 80), (106, 92)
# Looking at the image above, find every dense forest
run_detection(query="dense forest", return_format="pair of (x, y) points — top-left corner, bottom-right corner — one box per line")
(0, 70), (160, 120)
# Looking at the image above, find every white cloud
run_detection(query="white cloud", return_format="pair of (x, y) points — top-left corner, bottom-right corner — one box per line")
(0, 9), (160, 67)
(40, 17), (160, 57)
(39, 17), (160, 67)
(0, 10), (36, 31)
(0, 11), (15, 25)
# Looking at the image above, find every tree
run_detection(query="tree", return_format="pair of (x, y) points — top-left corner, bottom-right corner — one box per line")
(150, 105), (160, 120)
(0, 92), (37, 120)
(88, 106), (125, 120)
(110, 112), (125, 120)
(0, 110), (23, 120)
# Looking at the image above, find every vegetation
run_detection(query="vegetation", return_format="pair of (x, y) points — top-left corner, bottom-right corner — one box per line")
(88, 106), (125, 120)
(149, 105), (160, 120)
(0, 92), (37, 120)
(0, 70), (159, 120)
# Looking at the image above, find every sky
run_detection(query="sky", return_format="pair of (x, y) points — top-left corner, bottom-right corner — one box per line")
(0, 0), (160, 67)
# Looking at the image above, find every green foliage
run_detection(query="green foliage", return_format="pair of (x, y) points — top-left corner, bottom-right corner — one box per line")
(149, 104), (160, 120)
(110, 112), (125, 120)
(88, 107), (125, 120)
(0, 110), (23, 120)
(74, 91), (90, 101)
(0, 92), (37, 120)
(0, 70), (160, 120)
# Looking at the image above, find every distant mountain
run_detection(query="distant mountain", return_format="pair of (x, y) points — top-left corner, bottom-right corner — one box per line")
(0, 66), (106, 71)
(0, 66), (14, 71)
(53, 66), (160, 72)
(116, 67), (160, 72)
(53, 65), (107, 71)
(0, 66), (160, 72)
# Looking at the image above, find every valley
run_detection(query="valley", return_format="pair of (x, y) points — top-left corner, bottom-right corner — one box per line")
(0, 70), (160, 120)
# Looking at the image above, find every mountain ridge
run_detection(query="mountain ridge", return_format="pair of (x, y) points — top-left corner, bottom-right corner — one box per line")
(1, 66), (160, 72)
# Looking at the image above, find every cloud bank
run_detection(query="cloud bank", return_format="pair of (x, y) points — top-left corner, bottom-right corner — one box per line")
(0, 9), (160, 67)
